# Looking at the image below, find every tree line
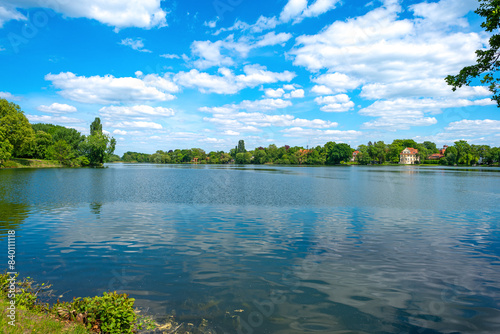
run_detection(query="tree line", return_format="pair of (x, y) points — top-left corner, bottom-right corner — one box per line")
(2, 98), (499, 167)
(121, 141), (349, 165)
(122, 139), (500, 166)
(354, 139), (499, 166)
(0, 99), (115, 167)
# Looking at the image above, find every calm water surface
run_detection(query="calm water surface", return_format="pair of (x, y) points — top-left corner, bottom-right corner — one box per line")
(1, 164), (499, 333)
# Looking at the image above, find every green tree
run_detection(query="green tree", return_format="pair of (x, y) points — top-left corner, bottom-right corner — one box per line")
(47, 140), (75, 165)
(369, 141), (388, 164)
(288, 153), (298, 164)
(266, 144), (278, 162)
(32, 131), (53, 159)
(446, 0), (500, 106)
(387, 141), (404, 163)
(490, 147), (500, 163)
(107, 137), (117, 157)
(31, 123), (84, 153)
(308, 147), (325, 165)
(0, 99), (35, 157)
(180, 149), (193, 162)
(454, 140), (472, 165)
(254, 149), (267, 164)
(235, 152), (251, 164)
(122, 151), (150, 162)
(401, 139), (418, 149)
(443, 146), (458, 165)
(484, 146), (499, 164)
(81, 118), (116, 166)
(423, 141), (438, 153)
(415, 144), (429, 162)
(108, 154), (121, 162)
(355, 145), (371, 165)
(90, 117), (103, 135)
(29, 124), (84, 159)
(219, 152), (231, 164)
(237, 140), (246, 153)
(0, 139), (13, 164)
(278, 146), (288, 159)
(81, 134), (107, 166)
(471, 144), (490, 163)
(191, 148), (207, 161)
(325, 142), (352, 165)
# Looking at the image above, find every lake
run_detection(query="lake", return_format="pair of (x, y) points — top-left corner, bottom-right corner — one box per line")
(1, 164), (499, 333)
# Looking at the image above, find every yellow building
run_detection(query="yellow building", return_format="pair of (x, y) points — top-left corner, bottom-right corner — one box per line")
(399, 147), (420, 164)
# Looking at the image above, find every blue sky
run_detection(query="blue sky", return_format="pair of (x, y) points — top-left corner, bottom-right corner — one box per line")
(1, 0), (499, 155)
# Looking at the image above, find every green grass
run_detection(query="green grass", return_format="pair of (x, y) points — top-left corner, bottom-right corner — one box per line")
(0, 297), (88, 334)
(1, 158), (65, 169)
(0, 273), (161, 334)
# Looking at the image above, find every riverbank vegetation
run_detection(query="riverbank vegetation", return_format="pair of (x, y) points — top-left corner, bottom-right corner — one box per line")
(121, 138), (500, 167)
(0, 99), (115, 168)
(0, 272), (158, 333)
(0, 272), (227, 333)
(2, 98), (499, 168)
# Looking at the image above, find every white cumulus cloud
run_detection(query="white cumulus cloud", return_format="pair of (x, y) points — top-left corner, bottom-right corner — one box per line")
(120, 38), (152, 53)
(111, 121), (163, 129)
(37, 103), (77, 113)
(45, 72), (178, 104)
(160, 54), (180, 59)
(190, 32), (292, 69)
(27, 114), (82, 124)
(315, 94), (355, 112)
(445, 119), (500, 135)
(0, 91), (20, 101)
(0, 0), (167, 29)
(358, 97), (494, 131)
(281, 127), (362, 143)
(0, 5), (26, 27)
(280, 0), (340, 23)
(265, 88), (285, 98)
(291, 2), (484, 82)
(113, 129), (128, 135)
(100, 105), (175, 118)
(175, 65), (295, 94)
(312, 73), (362, 94)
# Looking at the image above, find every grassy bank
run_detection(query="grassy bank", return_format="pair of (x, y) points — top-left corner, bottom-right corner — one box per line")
(1, 158), (65, 169)
(0, 295), (87, 333)
(0, 273), (159, 333)
(0, 273), (223, 333)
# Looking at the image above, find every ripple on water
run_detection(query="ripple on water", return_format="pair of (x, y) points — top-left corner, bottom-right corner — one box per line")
(1, 165), (500, 333)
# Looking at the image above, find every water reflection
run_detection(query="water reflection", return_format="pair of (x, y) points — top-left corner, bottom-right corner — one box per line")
(0, 201), (30, 236)
(90, 202), (102, 215)
(20, 203), (499, 333)
(0, 165), (499, 333)
(0, 169), (32, 236)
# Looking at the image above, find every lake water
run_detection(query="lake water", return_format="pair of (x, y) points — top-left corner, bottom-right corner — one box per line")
(1, 164), (500, 333)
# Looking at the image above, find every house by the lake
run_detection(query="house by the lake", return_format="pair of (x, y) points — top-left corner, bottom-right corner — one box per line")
(400, 147), (420, 164)
(427, 145), (448, 160)
(351, 150), (360, 162)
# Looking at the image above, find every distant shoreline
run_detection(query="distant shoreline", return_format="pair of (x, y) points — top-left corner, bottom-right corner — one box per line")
(6, 158), (496, 169)
(2, 159), (499, 169)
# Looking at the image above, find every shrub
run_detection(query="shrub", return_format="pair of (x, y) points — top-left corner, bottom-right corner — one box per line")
(57, 291), (137, 334)
(0, 160), (18, 168)
(1, 273), (144, 333)
(0, 273), (50, 310)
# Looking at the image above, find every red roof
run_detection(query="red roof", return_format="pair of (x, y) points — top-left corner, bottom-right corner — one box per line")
(428, 153), (444, 160)
(401, 147), (419, 155)
(353, 150), (360, 154)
